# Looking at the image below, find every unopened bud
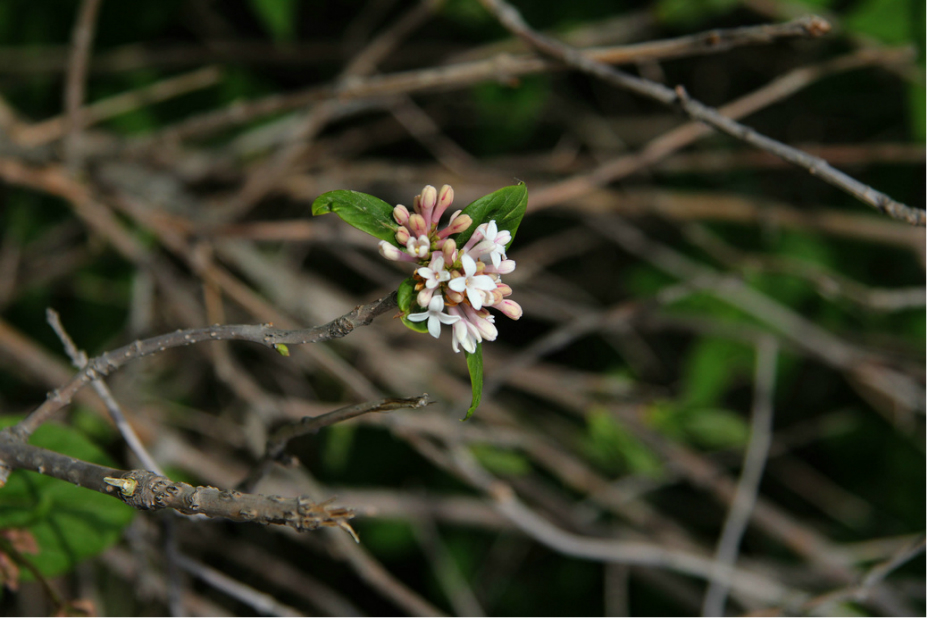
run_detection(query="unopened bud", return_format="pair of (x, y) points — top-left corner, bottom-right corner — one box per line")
(408, 214), (428, 238)
(379, 241), (408, 261)
(439, 213), (472, 238)
(491, 259), (516, 275)
(433, 184), (453, 224)
(395, 226), (410, 245)
(442, 238), (457, 265)
(496, 299), (523, 320)
(420, 185), (437, 213)
(495, 282), (513, 297)
(446, 289), (464, 304)
(417, 287), (435, 308)
(393, 204), (410, 225)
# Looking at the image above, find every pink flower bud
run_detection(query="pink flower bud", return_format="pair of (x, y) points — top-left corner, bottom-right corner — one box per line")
(408, 213), (428, 238)
(495, 299), (522, 320)
(395, 226), (410, 245)
(485, 259), (515, 275)
(417, 287), (434, 308)
(433, 184), (454, 223)
(438, 213), (472, 239)
(419, 185), (437, 227)
(446, 289), (464, 304)
(393, 204), (410, 225)
(379, 240), (415, 262)
(442, 238), (457, 265)
(495, 282), (513, 297)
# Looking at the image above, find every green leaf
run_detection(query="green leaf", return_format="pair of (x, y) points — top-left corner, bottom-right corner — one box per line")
(583, 408), (663, 476)
(397, 277), (428, 334)
(909, 82), (926, 140)
(845, 0), (913, 45)
(455, 184), (528, 249)
(683, 408), (749, 449)
(247, 0), (298, 43)
(463, 343), (483, 420)
(470, 444), (530, 475)
(681, 338), (751, 408)
(312, 190), (400, 246)
(0, 417), (135, 579)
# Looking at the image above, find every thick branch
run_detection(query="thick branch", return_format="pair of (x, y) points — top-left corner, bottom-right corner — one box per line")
(0, 435), (355, 536)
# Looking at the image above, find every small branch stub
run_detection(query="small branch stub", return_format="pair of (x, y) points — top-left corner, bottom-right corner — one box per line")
(103, 476), (138, 496)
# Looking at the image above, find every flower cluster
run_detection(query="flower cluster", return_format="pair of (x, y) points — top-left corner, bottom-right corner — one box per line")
(378, 185), (522, 353)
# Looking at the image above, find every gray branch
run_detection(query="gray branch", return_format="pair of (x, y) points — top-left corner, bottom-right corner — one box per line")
(0, 433), (356, 537)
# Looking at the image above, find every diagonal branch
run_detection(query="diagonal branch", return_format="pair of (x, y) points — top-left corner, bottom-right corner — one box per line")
(3, 292), (397, 446)
(477, 0), (924, 226)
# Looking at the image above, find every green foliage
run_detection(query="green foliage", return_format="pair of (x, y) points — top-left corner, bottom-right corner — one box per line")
(680, 338), (751, 408)
(455, 183), (529, 249)
(0, 418), (134, 579)
(909, 83), (926, 139)
(397, 277), (429, 334)
(581, 409), (663, 476)
(247, 0), (298, 43)
(649, 402), (749, 450)
(845, 0), (915, 45)
(469, 78), (549, 153)
(322, 423), (357, 473)
(470, 444), (531, 476)
(312, 190), (400, 245)
(357, 520), (416, 559)
(464, 344), (483, 421)
(656, 0), (740, 26)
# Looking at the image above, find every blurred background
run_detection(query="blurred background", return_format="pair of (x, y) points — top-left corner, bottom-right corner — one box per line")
(0, 0), (923, 615)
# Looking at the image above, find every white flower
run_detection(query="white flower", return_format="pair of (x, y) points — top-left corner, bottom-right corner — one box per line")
(448, 254), (496, 310)
(451, 318), (478, 353)
(406, 295), (460, 339)
(469, 221), (511, 268)
(406, 235), (430, 258)
(417, 255), (450, 290)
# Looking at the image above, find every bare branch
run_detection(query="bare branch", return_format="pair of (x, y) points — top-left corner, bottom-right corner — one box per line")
(0, 435), (355, 536)
(478, 0), (924, 226)
(63, 0), (103, 168)
(9, 292), (397, 442)
(702, 337), (779, 616)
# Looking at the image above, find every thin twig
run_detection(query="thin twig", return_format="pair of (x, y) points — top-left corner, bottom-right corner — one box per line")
(45, 308), (164, 475)
(702, 337), (779, 616)
(239, 394), (433, 492)
(6, 292), (397, 445)
(529, 48), (913, 212)
(478, 0), (923, 226)
(63, 0), (103, 169)
(174, 554), (303, 617)
(18, 66), (222, 147)
(142, 17), (833, 145)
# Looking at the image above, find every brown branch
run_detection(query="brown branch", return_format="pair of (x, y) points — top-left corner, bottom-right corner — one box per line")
(529, 48), (913, 212)
(239, 394), (433, 492)
(478, 0), (924, 226)
(142, 17), (832, 145)
(63, 0), (103, 168)
(0, 434), (356, 537)
(17, 66), (223, 147)
(7, 291), (397, 444)
(702, 337), (779, 615)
